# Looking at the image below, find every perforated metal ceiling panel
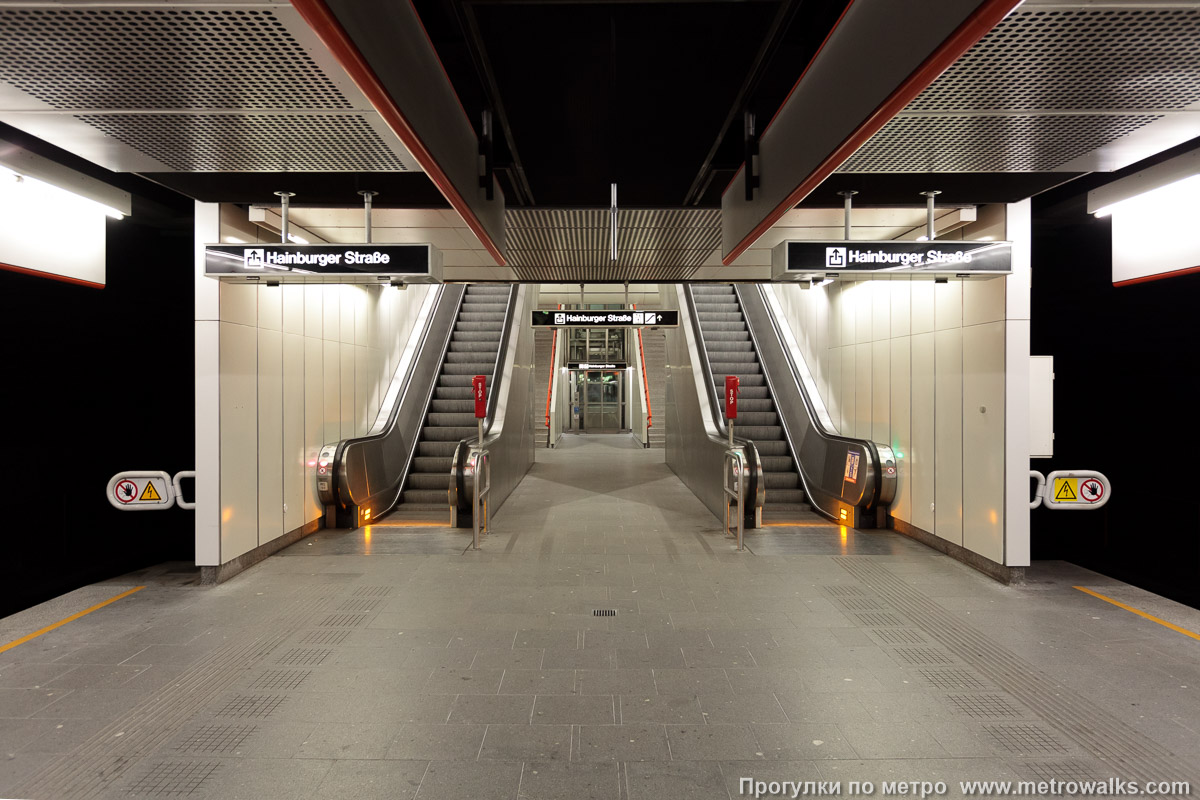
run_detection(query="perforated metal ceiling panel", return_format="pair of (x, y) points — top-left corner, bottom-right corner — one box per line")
(506, 208), (721, 281)
(0, 1), (419, 173)
(838, 1), (1200, 174)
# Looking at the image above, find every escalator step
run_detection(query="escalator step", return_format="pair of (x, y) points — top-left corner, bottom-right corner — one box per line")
(738, 399), (775, 412)
(413, 456), (453, 473)
(753, 441), (789, 456)
(697, 312), (744, 323)
(403, 489), (447, 505)
(764, 472), (799, 489)
(455, 322), (506, 332)
(733, 386), (769, 399)
(698, 321), (747, 332)
(692, 286), (733, 294)
(710, 361), (760, 373)
(439, 375), (480, 387)
(711, 372), (763, 385)
(735, 425), (782, 439)
(453, 331), (504, 342)
(435, 386), (474, 399)
(694, 303), (740, 313)
(422, 426), (478, 441)
(760, 456), (794, 472)
(431, 399), (474, 413)
(408, 473), (450, 490)
(459, 312), (507, 322)
(418, 441), (459, 457)
(767, 489), (806, 504)
(735, 411), (777, 426)
(427, 412), (478, 427)
(705, 340), (753, 351)
(445, 351), (498, 363)
(443, 363), (497, 375)
(449, 340), (501, 352)
(467, 286), (510, 294)
(708, 351), (757, 363)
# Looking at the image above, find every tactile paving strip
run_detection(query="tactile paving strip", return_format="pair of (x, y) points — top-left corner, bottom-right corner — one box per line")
(917, 669), (991, 691)
(946, 694), (1024, 718)
(216, 694), (289, 719)
(127, 761), (222, 796)
(985, 724), (1070, 755)
(337, 597), (383, 612)
(276, 648), (332, 667)
(319, 613), (368, 628)
(869, 628), (927, 645)
(300, 629), (351, 646)
(853, 612), (906, 627)
(837, 597), (885, 611)
(841, 560), (1197, 789)
(353, 586), (392, 597)
(248, 669), (310, 691)
(175, 724), (257, 754)
(890, 647), (957, 666)
(1022, 759), (1112, 783)
(823, 585), (868, 598)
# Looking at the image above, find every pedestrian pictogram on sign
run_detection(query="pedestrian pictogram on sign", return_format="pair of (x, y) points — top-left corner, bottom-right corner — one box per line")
(115, 479), (138, 504)
(140, 481), (162, 502)
(1080, 478), (1104, 503)
(1054, 478), (1078, 501)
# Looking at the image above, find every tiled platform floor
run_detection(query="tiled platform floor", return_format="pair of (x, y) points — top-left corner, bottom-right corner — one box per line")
(2, 435), (1199, 798)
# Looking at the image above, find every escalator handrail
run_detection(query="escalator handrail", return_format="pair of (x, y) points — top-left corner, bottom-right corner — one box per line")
(482, 284), (519, 440)
(334, 284), (467, 511)
(738, 283), (884, 514)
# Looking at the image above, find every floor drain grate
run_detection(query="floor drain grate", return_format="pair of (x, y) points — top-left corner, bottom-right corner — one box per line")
(276, 648), (332, 667)
(319, 613), (368, 628)
(128, 761), (222, 795)
(870, 628), (927, 645)
(837, 597), (885, 611)
(248, 670), (310, 691)
(176, 723), (257, 754)
(300, 629), (351, 646)
(593, 609), (617, 617)
(984, 724), (1069, 754)
(917, 669), (990, 691)
(854, 612), (905, 627)
(216, 694), (288, 719)
(946, 694), (1023, 718)
(891, 647), (957, 666)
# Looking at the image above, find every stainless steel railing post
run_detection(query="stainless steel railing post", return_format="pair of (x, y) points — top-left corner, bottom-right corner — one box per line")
(723, 448), (745, 552)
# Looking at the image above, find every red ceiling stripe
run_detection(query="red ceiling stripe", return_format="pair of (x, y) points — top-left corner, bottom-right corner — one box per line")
(289, 0), (507, 267)
(0, 262), (104, 288)
(723, 0), (1021, 266)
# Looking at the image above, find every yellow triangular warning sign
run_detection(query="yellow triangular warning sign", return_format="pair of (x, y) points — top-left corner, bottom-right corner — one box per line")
(140, 481), (162, 502)
(1054, 479), (1077, 501)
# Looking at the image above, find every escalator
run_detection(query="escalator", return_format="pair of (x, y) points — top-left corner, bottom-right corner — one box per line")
(318, 283), (535, 530)
(666, 283), (896, 529)
(691, 285), (807, 519)
(403, 285), (510, 509)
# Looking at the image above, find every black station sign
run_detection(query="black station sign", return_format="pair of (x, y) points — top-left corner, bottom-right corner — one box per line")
(531, 310), (678, 327)
(568, 362), (628, 370)
(205, 243), (441, 282)
(773, 240), (1012, 279)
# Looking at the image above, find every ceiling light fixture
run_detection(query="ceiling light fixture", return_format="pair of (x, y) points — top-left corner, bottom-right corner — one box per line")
(1088, 148), (1200, 218)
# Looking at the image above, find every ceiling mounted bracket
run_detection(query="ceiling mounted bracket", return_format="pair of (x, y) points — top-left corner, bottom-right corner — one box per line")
(479, 110), (494, 202)
(744, 111), (760, 203)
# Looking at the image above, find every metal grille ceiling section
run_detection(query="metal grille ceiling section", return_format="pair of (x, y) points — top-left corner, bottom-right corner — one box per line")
(838, 1), (1200, 174)
(505, 208), (721, 282)
(0, 1), (420, 173)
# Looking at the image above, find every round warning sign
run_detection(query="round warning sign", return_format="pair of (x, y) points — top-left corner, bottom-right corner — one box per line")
(1080, 478), (1104, 503)
(114, 479), (138, 504)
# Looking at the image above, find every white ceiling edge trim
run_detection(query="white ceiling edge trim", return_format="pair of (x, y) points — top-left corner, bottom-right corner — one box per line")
(0, 135), (130, 214)
(1087, 146), (1200, 212)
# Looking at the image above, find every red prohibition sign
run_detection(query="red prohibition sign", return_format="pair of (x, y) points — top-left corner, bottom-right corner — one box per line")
(114, 479), (139, 504)
(1080, 478), (1104, 503)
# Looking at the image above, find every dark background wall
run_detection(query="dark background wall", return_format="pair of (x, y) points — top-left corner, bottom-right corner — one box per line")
(0, 126), (195, 619)
(1031, 155), (1200, 610)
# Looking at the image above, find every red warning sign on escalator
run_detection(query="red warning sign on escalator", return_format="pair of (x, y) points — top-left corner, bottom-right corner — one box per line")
(725, 375), (739, 419)
(114, 479), (138, 504)
(1080, 478), (1104, 503)
(473, 375), (487, 418)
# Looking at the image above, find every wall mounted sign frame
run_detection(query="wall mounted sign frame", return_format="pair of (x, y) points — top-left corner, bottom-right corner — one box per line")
(531, 310), (678, 327)
(205, 243), (443, 284)
(772, 240), (1012, 281)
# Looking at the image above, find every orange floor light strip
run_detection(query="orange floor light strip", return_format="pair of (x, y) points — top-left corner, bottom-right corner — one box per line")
(1074, 586), (1200, 643)
(0, 585), (145, 655)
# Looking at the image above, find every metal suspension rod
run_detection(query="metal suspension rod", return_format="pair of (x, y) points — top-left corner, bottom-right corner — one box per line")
(838, 190), (857, 240)
(921, 190), (941, 240)
(359, 190), (378, 243)
(275, 191), (295, 243)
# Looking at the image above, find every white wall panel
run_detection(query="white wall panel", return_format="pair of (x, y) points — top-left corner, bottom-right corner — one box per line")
(194, 203), (221, 567)
(354, 286), (371, 347)
(962, 321), (1005, 563)
(340, 342), (356, 439)
(889, 336), (912, 524)
(854, 342), (872, 439)
(890, 279), (911, 338)
(355, 345), (372, 437)
(911, 280), (935, 335)
(323, 285), (341, 341)
(219, 322), (258, 562)
(221, 282), (256, 327)
(304, 285), (323, 339)
(934, 328), (963, 545)
(283, 333), (305, 535)
(963, 275), (1005, 327)
(841, 345), (856, 434)
(856, 281), (874, 345)
(871, 339), (890, 444)
(840, 283), (857, 349)
(195, 203), (221, 322)
(339, 286), (356, 344)
(282, 285), (304, 335)
(871, 280), (890, 342)
(934, 279), (962, 331)
(257, 328), (283, 545)
(1005, 320), (1032, 566)
(1006, 199), (1032, 321)
(322, 339), (341, 447)
(258, 284), (282, 332)
(910, 331), (936, 535)
(303, 336), (325, 524)
(827, 337), (842, 432)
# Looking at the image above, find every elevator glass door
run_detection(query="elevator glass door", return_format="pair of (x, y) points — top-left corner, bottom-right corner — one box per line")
(580, 370), (624, 432)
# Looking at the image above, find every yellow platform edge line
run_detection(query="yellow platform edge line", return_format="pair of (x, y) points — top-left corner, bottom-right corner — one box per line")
(0, 585), (146, 655)
(1073, 585), (1200, 643)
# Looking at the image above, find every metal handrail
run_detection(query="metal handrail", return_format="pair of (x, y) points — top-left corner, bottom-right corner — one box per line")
(471, 447), (490, 549)
(724, 448), (746, 551)
(545, 327), (557, 432)
(637, 326), (652, 431)
(483, 285), (519, 430)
